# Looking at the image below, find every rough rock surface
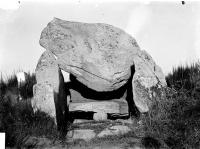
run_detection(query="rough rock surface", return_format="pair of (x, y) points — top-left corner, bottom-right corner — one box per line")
(32, 82), (56, 117)
(39, 18), (138, 91)
(32, 50), (67, 126)
(132, 51), (166, 112)
(69, 101), (120, 113)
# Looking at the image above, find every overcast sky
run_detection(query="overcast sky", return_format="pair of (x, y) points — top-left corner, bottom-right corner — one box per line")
(1, 0), (200, 77)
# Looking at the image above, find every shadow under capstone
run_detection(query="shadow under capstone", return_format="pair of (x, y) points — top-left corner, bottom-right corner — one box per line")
(64, 65), (140, 122)
(66, 74), (127, 101)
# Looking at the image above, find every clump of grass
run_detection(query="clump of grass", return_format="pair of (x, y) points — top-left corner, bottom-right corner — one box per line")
(0, 74), (7, 99)
(0, 71), (60, 148)
(1, 70), (37, 99)
(1, 99), (59, 148)
(18, 71), (37, 99)
(142, 61), (200, 149)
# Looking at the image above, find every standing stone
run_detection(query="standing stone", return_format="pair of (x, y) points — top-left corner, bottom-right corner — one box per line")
(132, 50), (166, 112)
(32, 50), (67, 129)
(32, 83), (55, 117)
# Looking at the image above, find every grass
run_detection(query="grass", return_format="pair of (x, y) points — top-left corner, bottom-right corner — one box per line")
(142, 61), (200, 149)
(1, 61), (200, 148)
(166, 61), (200, 97)
(0, 71), (60, 148)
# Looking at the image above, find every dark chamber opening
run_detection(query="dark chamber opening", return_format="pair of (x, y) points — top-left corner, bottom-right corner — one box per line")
(65, 74), (128, 101)
(64, 65), (140, 121)
(64, 65), (135, 101)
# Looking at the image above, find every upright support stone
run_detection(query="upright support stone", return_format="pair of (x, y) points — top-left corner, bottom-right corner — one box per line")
(32, 82), (56, 117)
(32, 50), (68, 131)
(132, 51), (166, 113)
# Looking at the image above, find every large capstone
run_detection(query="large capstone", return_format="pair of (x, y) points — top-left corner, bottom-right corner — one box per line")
(39, 18), (139, 91)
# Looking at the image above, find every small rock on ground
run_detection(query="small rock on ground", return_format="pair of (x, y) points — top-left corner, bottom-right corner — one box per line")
(93, 112), (108, 121)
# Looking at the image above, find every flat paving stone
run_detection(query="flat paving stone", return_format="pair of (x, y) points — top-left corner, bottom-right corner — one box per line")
(97, 125), (131, 138)
(67, 129), (96, 141)
(69, 101), (120, 113)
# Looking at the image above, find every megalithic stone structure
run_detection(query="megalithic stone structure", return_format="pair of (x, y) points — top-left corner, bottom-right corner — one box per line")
(33, 18), (167, 126)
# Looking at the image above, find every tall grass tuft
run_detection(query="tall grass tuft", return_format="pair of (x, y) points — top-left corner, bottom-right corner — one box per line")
(0, 71), (59, 148)
(18, 71), (37, 99)
(166, 61), (200, 97)
(143, 61), (200, 149)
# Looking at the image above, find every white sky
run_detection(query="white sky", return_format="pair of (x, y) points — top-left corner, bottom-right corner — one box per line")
(0, 0), (200, 77)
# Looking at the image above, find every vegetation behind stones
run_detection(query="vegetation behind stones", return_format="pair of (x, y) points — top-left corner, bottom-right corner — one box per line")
(1, 61), (200, 148)
(0, 71), (58, 148)
(142, 61), (200, 149)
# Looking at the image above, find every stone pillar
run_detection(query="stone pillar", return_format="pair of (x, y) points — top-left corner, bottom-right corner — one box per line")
(32, 50), (68, 131)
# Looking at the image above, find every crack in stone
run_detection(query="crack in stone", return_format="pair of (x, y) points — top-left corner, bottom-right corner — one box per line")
(67, 65), (112, 83)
